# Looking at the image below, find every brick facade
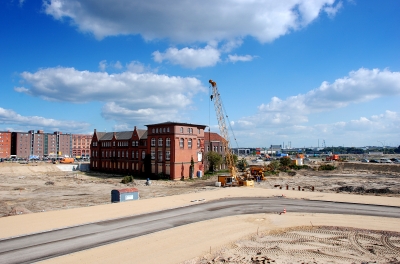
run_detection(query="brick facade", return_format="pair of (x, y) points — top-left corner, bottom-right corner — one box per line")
(90, 122), (207, 180)
(72, 134), (92, 158)
(204, 132), (227, 171)
(11, 130), (72, 159)
(0, 131), (12, 159)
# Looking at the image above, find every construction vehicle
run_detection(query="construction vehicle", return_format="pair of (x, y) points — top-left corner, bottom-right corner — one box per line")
(60, 157), (75, 164)
(209, 79), (254, 187)
(326, 154), (339, 161)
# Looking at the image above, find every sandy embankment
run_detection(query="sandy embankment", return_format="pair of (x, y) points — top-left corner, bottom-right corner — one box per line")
(1, 188), (399, 264)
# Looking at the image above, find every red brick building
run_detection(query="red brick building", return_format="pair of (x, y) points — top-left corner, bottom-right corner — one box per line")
(0, 131), (12, 159)
(204, 132), (227, 171)
(90, 122), (207, 180)
(11, 130), (72, 159)
(72, 134), (92, 159)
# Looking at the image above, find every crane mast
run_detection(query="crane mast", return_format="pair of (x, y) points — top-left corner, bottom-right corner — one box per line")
(209, 80), (237, 179)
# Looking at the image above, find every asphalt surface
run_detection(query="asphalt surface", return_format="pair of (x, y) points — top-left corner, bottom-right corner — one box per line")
(1, 197), (399, 264)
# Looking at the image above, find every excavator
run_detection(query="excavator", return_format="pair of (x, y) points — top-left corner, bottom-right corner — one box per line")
(209, 79), (254, 187)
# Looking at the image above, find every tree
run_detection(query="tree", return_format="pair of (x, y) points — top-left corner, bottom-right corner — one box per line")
(206, 151), (223, 172)
(237, 158), (248, 172)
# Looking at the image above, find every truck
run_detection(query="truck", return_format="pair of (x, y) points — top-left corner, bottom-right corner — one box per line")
(60, 157), (75, 164)
(326, 155), (340, 161)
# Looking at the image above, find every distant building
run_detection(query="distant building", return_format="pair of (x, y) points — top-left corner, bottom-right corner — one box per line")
(267, 144), (282, 154)
(11, 130), (72, 159)
(90, 122), (207, 180)
(72, 134), (92, 158)
(0, 131), (12, 159)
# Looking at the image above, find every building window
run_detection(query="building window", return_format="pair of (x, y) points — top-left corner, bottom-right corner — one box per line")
(166, 138), (171, 147)
(163, 128), (166, 133)
(167, 127), (170, 133)
(158, 151), (162, 161)
(158, 138), (163, 147)
(156, 128), (159, 133)
(142, 151), (146, 160)
(152, 128), (155, 133)
(151, 138), (156, 146)
(188, 139), (192, 149)
(207, 146), (209, 151)
(136, 151), (138, 159)
(151, 150), (155, 160)
(132, 151), (134, 159)
(180, 127), (183, 133)
(166, 151), (170, 160)
(197, 139), (201, 148)
(198, 129), (201, 134)
(122, 151), (124, 158)
(220, 146), (222, 152)
(179, 138), (184, 148)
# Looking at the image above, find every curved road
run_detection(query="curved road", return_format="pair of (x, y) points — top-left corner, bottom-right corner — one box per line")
(1, 197), (399, 264)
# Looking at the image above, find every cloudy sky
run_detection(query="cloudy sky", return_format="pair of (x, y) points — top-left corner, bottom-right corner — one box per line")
(1, 0), (399, 148)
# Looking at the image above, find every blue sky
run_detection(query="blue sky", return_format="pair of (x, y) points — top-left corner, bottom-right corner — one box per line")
(1, 0), (399, 148)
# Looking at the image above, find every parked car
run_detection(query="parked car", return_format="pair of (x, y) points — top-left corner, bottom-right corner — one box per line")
(369, 159), (380, 163)
(380, 159), (392, 163)
(360, 159), (369, 163)
(393, 160), (400, 164)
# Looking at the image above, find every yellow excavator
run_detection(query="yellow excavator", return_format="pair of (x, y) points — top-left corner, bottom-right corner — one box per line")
(209, 79), (254, 187)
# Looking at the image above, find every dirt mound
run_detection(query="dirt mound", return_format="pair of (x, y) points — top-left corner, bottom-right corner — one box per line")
(334, 185), (395, 194)
(6, 206), (33, 216)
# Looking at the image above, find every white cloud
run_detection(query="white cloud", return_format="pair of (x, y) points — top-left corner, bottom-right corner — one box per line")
(16, 66), (207, 125)
(324, 1), (343, 17)
(99, 60), (107, 71)
(231, 68), (400, 147)
(43, 0), (339, 43)
(152, 46), (221, 69)
(227, 54), (256, 63)
(257, 68), (400, 117)
(0, 107), (90, 132)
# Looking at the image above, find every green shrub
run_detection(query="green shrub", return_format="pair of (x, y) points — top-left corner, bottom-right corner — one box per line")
(319, 164), (335, 170)
(121, 175), (134, 184)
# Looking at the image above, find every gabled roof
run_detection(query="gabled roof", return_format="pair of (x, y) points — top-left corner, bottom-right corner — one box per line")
(204, 132), (226, 142)
(146, 121), (207, 128)
(136, 129), (147, 139)
(99, 131), (133, 141)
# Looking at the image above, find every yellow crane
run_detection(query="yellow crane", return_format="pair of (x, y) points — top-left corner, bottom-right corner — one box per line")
(209, 79), (254, 187)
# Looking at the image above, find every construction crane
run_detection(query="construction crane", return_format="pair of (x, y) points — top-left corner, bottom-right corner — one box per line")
(209, 79), (254, 187)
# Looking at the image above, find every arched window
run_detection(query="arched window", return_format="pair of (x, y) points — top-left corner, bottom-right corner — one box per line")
(142, 151), (146, 160)
(180, 127), (183, 133)
(197, 139), (200, 148)
(151, 138), (156, 146)
(179, 138), (184, 148)
(188, 139), (192, 149)
(166, 138), (171, 147)
(158, 138), (163, 146)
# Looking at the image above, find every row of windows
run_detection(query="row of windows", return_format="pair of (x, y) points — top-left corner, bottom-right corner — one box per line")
(151, 138), (171, 147)
(152, 127), (170, 134)
(96, 150), (147, 160)
(100, 140), (143, 147)
(150, 150), (170, 161)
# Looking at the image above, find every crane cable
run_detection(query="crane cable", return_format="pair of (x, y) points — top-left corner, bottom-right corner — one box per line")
(209, 83), (240, 149)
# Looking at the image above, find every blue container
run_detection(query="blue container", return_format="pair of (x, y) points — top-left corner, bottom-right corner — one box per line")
(111, 188), (139, 203)
(197, 170), (202, 178)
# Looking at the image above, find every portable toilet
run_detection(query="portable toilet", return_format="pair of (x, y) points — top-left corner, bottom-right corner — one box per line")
(111, 188), (139, 203)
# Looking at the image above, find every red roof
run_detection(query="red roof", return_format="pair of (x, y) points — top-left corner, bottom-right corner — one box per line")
(204, 132), (226, 142)
(113, 188), (139, 194)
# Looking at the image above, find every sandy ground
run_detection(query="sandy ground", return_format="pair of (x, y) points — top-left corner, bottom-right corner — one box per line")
(1, 161), (399, 217)
(0, 162), (400, 263)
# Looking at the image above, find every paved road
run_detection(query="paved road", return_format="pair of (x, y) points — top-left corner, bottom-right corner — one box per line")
(1, 197), (399, 264)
